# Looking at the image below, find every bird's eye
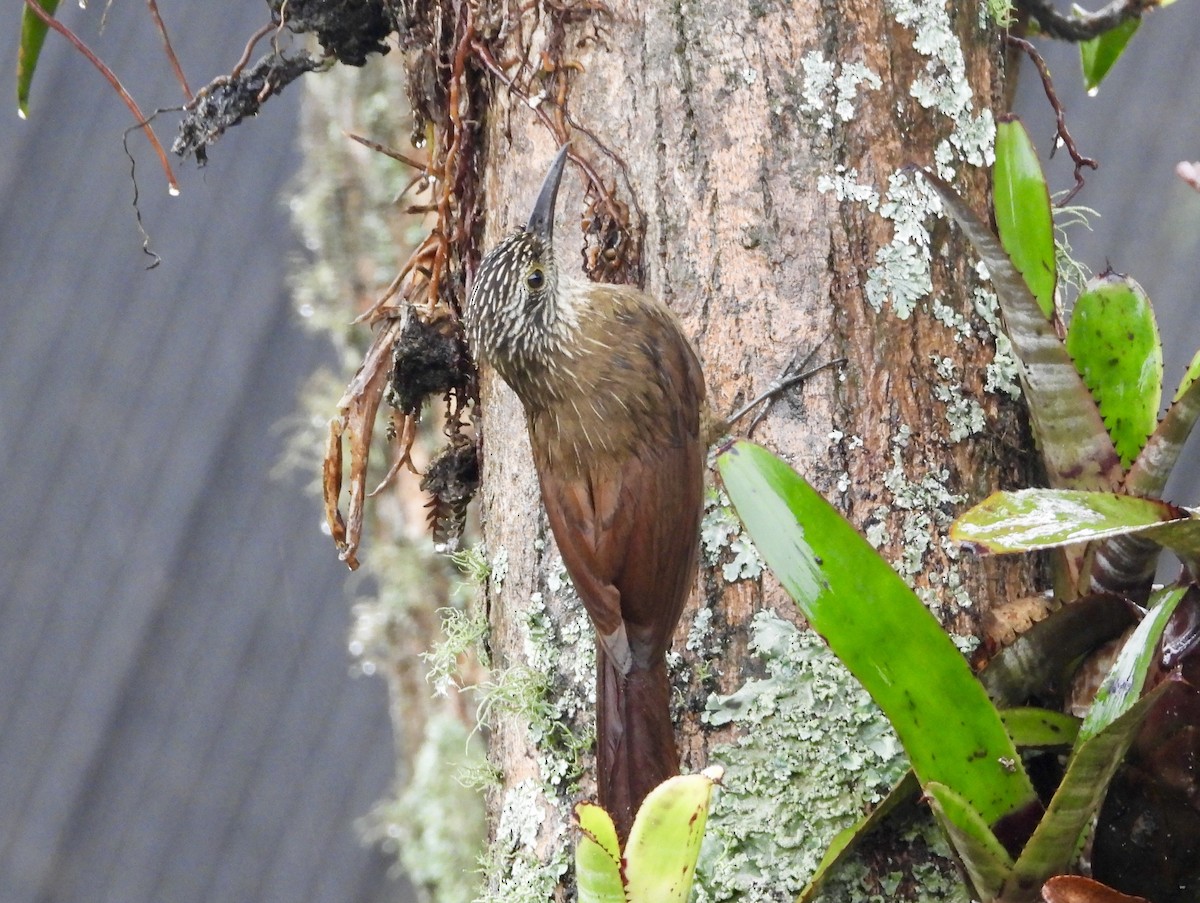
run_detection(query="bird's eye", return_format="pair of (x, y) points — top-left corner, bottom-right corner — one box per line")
(526, 266), (545, 290)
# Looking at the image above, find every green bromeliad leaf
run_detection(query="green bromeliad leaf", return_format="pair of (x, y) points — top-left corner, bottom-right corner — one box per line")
(925, 782), (1015, 900)
(1123, 347), (1200, 498)
(575, 803), (624, 903)
(576, 770), (721, 903)
(623, 770), (718, 902)
(953, 489), (1187, 554)
(994, 119), (1057, 319)
(1079, 14), (1141, 94)
(1065, 274), (1162, 468)
(1006, 586), (1187, 889)
(717, 441), (1038, 827)
(17, 0), (62, 118)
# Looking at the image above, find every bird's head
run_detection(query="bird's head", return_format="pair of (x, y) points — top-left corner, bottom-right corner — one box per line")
(466, 144), (575, 371)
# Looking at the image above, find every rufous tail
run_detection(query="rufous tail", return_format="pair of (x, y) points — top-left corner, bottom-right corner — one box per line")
(595, 642), (679, 841)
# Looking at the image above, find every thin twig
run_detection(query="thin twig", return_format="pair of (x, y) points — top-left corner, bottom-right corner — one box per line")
(1005, 36), (1098, 204)
(144, 0), (191, 101)
(23, 0), (179, 195)
(231, 21), (274, 80)
(122, 124), (162, 269)
(727, 348), (847, 437)
(344, 132), (429, 171)
(1017, 0), (1154, 42)
(369, 414), (419, 497)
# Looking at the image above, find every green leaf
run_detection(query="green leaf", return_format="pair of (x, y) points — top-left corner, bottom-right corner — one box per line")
(717, 441), (1038, 826)
(1007, 586), (1186, 887)
(952, 488), (1187, 554)
(1080, 584), (1187, 742)
(994, 119), (1057, 318)
(925, 782), (1016, 900)
(623, 770), (719, 903)
(954, 489), (1200, 576)
(1123, 347), (1200, 498)
(1065, 274), (1162, 468)
(1001, 707), (1080, 750)
(1172, 346), (1200, 404)
(1079, 15), (1141, 94)
(919, 168), (1122, 493)
(17, 0), (62, 118)
(575, 803), (625, 903)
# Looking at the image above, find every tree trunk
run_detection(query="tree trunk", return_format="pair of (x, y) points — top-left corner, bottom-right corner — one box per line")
(459, 0), (1039, 898)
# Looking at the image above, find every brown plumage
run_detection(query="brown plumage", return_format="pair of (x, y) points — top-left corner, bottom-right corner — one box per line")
(466, 146), (705, 839)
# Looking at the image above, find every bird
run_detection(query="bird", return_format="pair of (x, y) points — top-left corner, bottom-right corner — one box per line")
(465, 144), (706, 839)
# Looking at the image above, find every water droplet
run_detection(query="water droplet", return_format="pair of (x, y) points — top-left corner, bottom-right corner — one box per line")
(168, 184), (180, 197)
(348, 639), (364, 656)
(1087, 86), (1099, 98)
(17, 108), (27, 121)
(298, 303), (315, 318)
(360, 660), (376, 676)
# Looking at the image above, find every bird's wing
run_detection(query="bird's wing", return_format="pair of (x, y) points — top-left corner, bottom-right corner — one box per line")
(535, 314), (705, 667)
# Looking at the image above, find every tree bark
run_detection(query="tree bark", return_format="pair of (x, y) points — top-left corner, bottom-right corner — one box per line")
(467, 0), (1040, 898)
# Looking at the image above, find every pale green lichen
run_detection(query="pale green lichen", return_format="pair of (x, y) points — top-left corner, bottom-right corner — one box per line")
(476, 780), (571, 903)
(345, 553), (490, 902)
(969, 282), (1023, 399)
(475, 664), (557, 737)
(695, 613), (910, 901)
(930, 356), (986, 441)
(359, 713), (488, 902)
(449, 544), (493, 585)
(891, 0), (996, 173)
(520, 584), (595, 779)
(476, 553), (593, 897)
(424, 605), (491, 696)
(984, 0), (1016, 28)
(687, 606), (715, 653)
(800, 51), (883, 131)
(702, 487), (766, 582)
(847, 425), (980, 619)
(1052, 202), (1099, 306)
(816, 166), (881, 209)
(880, 429), (965, 582)
(489, 547), (510, 593)
(864, 170), (940, 318)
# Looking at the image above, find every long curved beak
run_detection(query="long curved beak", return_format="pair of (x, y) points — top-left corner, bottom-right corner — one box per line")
(525, 144), (570, 241)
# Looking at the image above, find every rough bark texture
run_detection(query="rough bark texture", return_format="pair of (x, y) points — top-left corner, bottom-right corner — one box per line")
(471, 0), (1041, 897)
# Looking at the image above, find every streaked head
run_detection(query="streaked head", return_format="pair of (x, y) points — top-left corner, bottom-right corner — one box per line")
(466, 145), (571, 368)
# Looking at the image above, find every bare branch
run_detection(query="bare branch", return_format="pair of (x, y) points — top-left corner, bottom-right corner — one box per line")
(1017, 0), (1156, 42)
(144, 0), (192, 101)
(22, 0), (179, 195)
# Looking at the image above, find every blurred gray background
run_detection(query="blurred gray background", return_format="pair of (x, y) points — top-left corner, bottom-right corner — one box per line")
(0, 4), (1196, 903)
(0, 4), (404, 902)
